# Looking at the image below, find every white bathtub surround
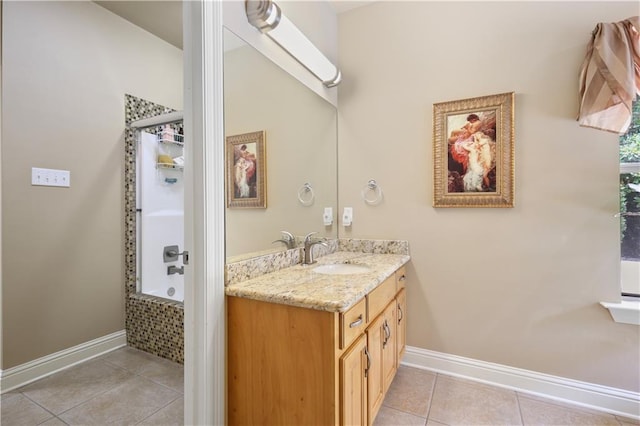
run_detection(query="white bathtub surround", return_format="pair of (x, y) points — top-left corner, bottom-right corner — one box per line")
(138, 131), (184, 302)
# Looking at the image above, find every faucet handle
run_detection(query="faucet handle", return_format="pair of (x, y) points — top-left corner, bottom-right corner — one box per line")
(304, 232), (317, 242)
(304, 232), (318, 243)
(274, 231), (297, 249)
(280, 231), (295, 241)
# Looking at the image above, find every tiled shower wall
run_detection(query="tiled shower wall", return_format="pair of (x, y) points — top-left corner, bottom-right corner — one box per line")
(124, 94), (184, 363)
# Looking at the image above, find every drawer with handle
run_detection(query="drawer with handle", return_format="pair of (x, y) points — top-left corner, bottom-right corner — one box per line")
(339, 297), (367, 350)
(396, 266), (407, 291)
(367, 274), (396, 323)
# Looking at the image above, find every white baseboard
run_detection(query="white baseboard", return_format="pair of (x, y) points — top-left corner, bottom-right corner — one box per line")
(402, 346), (640, 421)
(0, 330), (126, 393)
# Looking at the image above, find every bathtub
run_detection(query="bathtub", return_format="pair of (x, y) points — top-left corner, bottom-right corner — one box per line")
(139, 210), (184, 303)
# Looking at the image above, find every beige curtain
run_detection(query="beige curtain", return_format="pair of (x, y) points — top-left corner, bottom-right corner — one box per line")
(578, 16), (639, 134)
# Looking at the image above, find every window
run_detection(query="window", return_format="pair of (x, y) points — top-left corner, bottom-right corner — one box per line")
(619, 98), (640, 297)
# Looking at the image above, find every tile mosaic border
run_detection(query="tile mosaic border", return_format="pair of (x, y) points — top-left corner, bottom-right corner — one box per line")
(126, 294), (184, 364)
(124, 94), (184, 364)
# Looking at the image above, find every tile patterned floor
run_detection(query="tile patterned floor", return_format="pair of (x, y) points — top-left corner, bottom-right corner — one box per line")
(1, 348), (638, 425)
(375, 366), (639, 426)
(1, 347), (183, 425)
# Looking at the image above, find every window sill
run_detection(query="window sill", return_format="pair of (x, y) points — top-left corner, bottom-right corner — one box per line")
(600, 297), (640, 325)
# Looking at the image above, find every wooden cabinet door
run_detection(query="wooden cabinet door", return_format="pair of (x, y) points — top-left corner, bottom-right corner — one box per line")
(396, 288), (406, 366)
(340, 334), (368, 426)
(366, 313), (385, 423)
(381, 301), (397, 394)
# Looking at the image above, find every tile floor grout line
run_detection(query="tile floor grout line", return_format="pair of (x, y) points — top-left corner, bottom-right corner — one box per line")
(20, 389), (73, 420)
(10, 391), (59, 426)
(132, 395), (181, 426)
(378, 369), (435, 422)
(58, 377), (181, 426)
(102, 349), (185, 395)
(515, 390), (526, 426)
(45, 362), (139, 420)
(54, 415), (70, 426)
(516, 389), (633, 424)
(36, 414), (69, 426)
(131, 370), (184, 395)
(424, 372), (439, 424)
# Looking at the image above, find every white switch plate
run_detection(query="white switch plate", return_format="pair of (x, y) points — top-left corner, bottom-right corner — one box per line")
(323, 207), (333, 226)
(343, 207), (353, 227)
(32, 167), (70, 187)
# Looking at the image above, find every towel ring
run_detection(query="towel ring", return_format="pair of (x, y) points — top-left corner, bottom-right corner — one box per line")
(297, 182), (315, 206)
(362, 179), (383, 205)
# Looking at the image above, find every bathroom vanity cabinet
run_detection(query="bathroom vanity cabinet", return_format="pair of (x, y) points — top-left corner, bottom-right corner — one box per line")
(227, 265), (407, 425)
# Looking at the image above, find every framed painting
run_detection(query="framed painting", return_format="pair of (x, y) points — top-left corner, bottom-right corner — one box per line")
(226, 130), (267, 208)
(433, 92), (515, 208)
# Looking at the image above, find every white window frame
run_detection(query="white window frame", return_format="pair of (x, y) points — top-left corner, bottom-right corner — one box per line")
(619, 161), (640, 297)
(602, 148), (640, 325)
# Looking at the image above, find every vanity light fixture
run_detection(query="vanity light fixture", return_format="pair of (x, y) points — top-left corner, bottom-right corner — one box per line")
(245, 0), (342, 88)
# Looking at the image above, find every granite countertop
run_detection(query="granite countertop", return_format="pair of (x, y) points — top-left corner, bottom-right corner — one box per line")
(225, 251), (410, 313)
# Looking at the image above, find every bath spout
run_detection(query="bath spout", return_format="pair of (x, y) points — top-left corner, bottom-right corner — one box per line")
(167, 265), (184, 275)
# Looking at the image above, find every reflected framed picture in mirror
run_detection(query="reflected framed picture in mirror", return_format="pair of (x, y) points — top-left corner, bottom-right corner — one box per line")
(226, 130), (267, 208)
(433, 92), (515, 208)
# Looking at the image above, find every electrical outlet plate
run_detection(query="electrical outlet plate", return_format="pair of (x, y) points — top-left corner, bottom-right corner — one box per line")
(323, 207), (333, 226)
(343, 207), (353, 226)
(32, 167), (71, 187)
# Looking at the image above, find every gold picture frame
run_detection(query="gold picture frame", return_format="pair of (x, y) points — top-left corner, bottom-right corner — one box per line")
(226, 130), (267, 208)
(433, 92), (515, 208)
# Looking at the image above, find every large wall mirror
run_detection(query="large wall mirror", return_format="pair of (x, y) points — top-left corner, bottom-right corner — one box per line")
(224, 28), (338, 261)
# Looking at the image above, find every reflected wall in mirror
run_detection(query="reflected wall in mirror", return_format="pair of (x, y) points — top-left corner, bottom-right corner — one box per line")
(224, 28), (338, 261)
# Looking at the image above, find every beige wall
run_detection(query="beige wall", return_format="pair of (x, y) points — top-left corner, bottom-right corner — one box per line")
(338, 1), (640, 392)
(1, 1), (182, 368)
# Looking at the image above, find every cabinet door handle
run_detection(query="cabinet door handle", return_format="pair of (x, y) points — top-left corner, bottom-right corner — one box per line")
(349, 315), (363, 328)
(364, 346), (371, 378)
(397, 305), (403, 324)
(382, 320), (391, 348)
(398, 274), (406, 281)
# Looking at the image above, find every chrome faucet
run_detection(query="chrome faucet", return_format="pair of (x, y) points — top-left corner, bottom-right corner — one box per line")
(272, 231), (296, 249)
(302, 232), (328, 265)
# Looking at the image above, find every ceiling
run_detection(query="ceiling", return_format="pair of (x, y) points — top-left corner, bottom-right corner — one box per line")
(94, 1), (373, 50)
(95, 1), (184, 49)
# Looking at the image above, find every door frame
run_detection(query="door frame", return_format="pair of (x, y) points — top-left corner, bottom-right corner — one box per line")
(183, 1), (225, 424)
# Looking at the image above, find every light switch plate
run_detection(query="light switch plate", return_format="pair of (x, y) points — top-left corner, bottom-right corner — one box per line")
(32, 167), (71, 187)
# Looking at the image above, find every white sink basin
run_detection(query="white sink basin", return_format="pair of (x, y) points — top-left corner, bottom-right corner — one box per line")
(312, 263), (371, 275)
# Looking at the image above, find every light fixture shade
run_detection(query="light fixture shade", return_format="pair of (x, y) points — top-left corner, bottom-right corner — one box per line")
(245, 0), (342, 88)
